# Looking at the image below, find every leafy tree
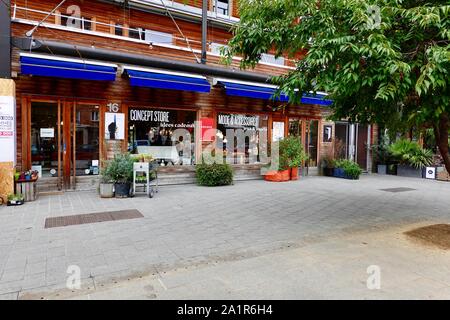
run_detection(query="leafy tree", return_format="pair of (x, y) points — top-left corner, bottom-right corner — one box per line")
(224, 0), (450, 172)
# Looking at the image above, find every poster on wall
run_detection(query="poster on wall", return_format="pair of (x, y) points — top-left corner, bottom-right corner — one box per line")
(0, 96), (16, 163)
(201, 118), (214, 141)
(105, 112), (125, 140)
(323, 125), (333, 142)
(272, 121), (285, 142)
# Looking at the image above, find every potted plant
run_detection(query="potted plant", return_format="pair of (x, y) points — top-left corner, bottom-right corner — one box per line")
(388, 139), (433, 178)
(321, 149), (335, 177)
(7, 193), (25, 206)
(333, 159), (346, 178)
(108, 154), (134, 198)
(372, 135), (391, 175)
(264, 139), (291, 182)
(332, 159), (363, 179)
(279, 136), (308, 180)
(342, 160), (363, 180)
(99, 160), (115, 198)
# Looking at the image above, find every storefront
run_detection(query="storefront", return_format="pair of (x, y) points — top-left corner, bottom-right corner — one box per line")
(14, 52), (333, 191)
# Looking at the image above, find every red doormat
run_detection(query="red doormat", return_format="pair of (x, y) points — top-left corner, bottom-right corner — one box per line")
(44, 209), (144, 229)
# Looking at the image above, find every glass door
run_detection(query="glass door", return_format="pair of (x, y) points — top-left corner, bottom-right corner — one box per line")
(305, 120), (319, 167)
(30, 101), (62, 190)
(71, 103), (100, 188)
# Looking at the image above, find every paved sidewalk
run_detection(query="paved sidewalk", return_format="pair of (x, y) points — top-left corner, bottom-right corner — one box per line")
(1, 175), (450, 299)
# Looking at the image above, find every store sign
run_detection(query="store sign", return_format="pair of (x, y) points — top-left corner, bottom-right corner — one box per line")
(40, 128), (54, 138)
(0, 96), (16, 163)
(218, 114), (259, 127)
(129, 109), (170, 123)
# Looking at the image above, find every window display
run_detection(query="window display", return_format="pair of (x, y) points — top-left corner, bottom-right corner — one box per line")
(216, 113), (269, 164)
(128, 108), (196, 166)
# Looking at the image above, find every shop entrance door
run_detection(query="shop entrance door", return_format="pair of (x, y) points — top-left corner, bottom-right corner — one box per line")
(69, 103), (101, 189)
(30, 101), (63, 191)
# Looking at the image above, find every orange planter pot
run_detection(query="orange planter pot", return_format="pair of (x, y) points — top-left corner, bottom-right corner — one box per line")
(290, 167), (299, 180)
(264, 169), (291, 182)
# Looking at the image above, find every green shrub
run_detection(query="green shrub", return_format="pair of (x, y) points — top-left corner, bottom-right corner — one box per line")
(334, 159), (363, 179)
(279, 136), (309, 168)
(196, 163), (233, 186)
(388, 139), (433, 168)
(106, 154), (134, 184)
(342, 161), (363, 179)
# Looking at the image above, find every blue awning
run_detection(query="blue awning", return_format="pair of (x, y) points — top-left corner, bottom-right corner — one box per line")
(216, 79), (289, 102)
(20, 53), (117, 81)
(301, 93), (333, 106)
(215, 78), (333, 106)
(124, 66), (210, 93)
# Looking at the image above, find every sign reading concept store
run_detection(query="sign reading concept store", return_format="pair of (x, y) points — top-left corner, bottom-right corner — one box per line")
(0, 96), (15, 163)
(129, 108), (195, 129)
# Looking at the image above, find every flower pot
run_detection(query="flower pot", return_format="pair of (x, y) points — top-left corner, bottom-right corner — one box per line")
(290, 167), (299, 180)
(333, 168), (345, 178)
(264, 170), (291, 182)
(387, 164), (397, 175)
(377, 164), (387, 175)
(323, 167), (334, 177)
(114, 183), (130, 198)
(397, 165), (423, 178)
(99, 183), (114, 198)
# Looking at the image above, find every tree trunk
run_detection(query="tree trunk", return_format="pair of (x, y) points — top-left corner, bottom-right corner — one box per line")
(433, 113), (450, 174)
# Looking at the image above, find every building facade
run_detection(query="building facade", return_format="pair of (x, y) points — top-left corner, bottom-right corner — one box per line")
(6, 0), (375, 192)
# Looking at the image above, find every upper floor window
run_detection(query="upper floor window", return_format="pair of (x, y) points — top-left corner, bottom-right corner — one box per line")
(210, 42), (228, 55)
(260, 53), (285, 66)
(60, 15), (92, 31)
(144, 30), (173, 44)
(212, 0), (231, 16)
(115, 24), (123, 36)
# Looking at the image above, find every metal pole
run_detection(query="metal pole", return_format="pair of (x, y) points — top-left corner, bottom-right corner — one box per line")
(0, 0), (11, 79)
(201, 0), (207, 64)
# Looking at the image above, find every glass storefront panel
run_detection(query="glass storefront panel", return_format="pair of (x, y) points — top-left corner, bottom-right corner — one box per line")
(128, 108), (196, 166)
(216, 113), (269, 164)
(288, 118), (302, 141)
(74, 104), (100, 175)
(31, 102), (59, 177)
(306, 120), (319, 167)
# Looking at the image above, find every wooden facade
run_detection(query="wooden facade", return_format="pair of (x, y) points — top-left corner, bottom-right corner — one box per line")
(10, 0), (340, 190)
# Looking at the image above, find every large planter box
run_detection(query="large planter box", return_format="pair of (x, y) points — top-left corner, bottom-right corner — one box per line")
(377, 165), (387, 175)
(323, 167), (334, 177)
(387, 164), (397, 175)
(264, 170), (290, 182)
(397, 165), (423, 178)
(333, 168), (345, 178)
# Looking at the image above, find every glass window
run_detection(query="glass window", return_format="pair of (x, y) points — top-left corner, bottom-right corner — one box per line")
(260, 53), (285, 66)
(129, 26), (142, 40)
(31, 102), (59, 177)
(144, 30), (173, 44)
(306, 120), (319, 167)
(82, 17), (92, 31)
(213, 0), (230, 15)
(288, 118), (302, 140)
(115, 24), (123, 36)
(128, 108), (196, 166)
(216, 113), (269, 164)
(74, 105), (100, 176)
